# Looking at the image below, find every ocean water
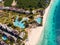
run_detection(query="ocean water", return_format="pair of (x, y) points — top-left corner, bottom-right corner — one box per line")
(37, 0), (60, 45)
(54, 0), (60, 45)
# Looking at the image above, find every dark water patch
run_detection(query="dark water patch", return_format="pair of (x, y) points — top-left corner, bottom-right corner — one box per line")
(54, 2), (60, 30)
(53, 1), (60, 45)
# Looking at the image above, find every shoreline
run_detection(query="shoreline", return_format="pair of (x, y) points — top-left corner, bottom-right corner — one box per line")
(25, 0), (54, 45)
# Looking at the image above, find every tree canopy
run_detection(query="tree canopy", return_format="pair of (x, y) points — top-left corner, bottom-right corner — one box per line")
(4, 0), (51, 9)
(4, 0), (13, 6)
(16, 0), (51, 9)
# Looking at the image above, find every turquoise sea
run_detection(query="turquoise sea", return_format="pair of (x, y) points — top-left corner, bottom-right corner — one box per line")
(37, 0), (60, 45)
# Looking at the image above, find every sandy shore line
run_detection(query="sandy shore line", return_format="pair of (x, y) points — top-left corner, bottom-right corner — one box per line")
(25, 0), (54, 45)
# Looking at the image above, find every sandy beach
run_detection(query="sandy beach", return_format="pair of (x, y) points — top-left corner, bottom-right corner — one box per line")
(25, 0), (54, 45)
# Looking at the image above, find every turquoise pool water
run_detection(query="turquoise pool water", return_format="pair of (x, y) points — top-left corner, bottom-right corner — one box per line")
(2, 35), (7, 40)
(13, 21), (25, 28)
(37, 0), (59, 45)
(35, 18), (42, 24)
(13, 16), (25, 28)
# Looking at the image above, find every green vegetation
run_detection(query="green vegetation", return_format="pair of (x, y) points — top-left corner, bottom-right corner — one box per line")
(4, 0), (13, 6)
(0, 34), (2, 39)
(0, 11), (20, 30)
(0, 0), (51, 45)
(16, 0), (50, 9)
(4, 0), (50, 9)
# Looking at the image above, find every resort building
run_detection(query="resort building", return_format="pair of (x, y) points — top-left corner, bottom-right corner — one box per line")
(32, 10), (36, 14)
(0, 23), (23, 40)
(22, 17), (29, 22)
(0, 0), (3, 2)
(0, 41), (8, 45)
(19, 32), (25, 38)
(25, 10), (30, 14)
(3, 7), (10, 10)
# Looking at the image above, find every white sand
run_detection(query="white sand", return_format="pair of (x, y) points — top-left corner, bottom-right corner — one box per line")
(25, 0), (54, 45)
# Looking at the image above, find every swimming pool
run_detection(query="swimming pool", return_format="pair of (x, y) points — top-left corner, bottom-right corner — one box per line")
(35, 18), (42, 24)
(13, 16), (25, 28)
(2, 35), (7, 41)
